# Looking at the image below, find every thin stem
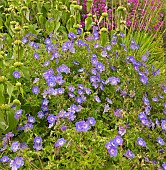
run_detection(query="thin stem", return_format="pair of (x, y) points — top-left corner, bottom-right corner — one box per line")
(37, 154), (44, 170)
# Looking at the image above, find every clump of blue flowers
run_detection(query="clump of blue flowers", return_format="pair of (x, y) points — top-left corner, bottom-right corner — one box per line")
(0, 28), (165, 170)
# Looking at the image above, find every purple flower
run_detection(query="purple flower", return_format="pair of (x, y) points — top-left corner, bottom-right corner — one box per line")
(77, 28), (82, 35)
(124, 150), (135, 159)
(28, 116), (35, 123)
(140, 75), (148, 85)
(44, 38), (52, 45)
(37, 111), (44, 119)
(109, 139), (118, 148)
(118, 126), (126, 136)
(130, 42), (139, 50)
(78, 89), (84, 95)
(34, 136), (42, 144)
(101, 51), (107, 57)
(6, 132), (14, 139)
(108, 146), (118, 157)
(57, 88), (64, 94)
(142, 96), (149, 105)
(87, 117), (96, 126)
(68, 85), (75, 92)
(57, 64), (70, 74)
(32, 86), (40, 94)
(137, 138), (147, 147)
(20, 142), (28, 150)
(152, 97), (159, 102)
(78, 68), (85, 72)
(85, 88), (91, 95)
(106, 97), (112, 104)
(33, 143), (42, 151)
(76, 96), (83, 104)
(33, 43), (38, 49)
(138, 112), (147, 119)
(13, 71), (21, 78)
(14, 157), (24, 168)
(73, 60), (80, 65)
(161, 120), (166, 130)
(14, 109), (23, 119)
(105, 142), (112, 150)
(106, 77), (120, 85)
(114, 135), (123, 145)
(34, 52), (39, 60)
(22, 37), (28, 44)
(114, 109), (123, 118)
(68, 92), (75, 98)
(0, 156), (10, 163)
(94, 95), (101, 103)
(47, 114), (56, 124)
(11, 141), (20, 152)
(111, 39), (117, 45)
(105, 45), (111, 51)
(10, 157), (24, 169)
(68, 32), (77, 39)
(91, 55), (98, 65)
(96, 62), (105, 73)
(78, 84), (84, 90)
(104, 104), (110, 113)
(75, 121), (90, 132)
(142, 54), (148, 62)
(120, 32), (125, 37)
(162, 163), (166, 170)
(43, 60), (50, 67)
(140, 118), (149, 126)
(61, 125), (67, 131)
(157, 137), (165, 146)
(54, 138), (66, 147)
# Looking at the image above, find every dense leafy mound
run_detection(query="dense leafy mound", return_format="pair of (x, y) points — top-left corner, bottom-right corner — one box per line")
(0, 29), (165, 169)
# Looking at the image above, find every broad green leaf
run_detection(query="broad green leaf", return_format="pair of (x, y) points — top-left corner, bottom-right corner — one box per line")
(6, 82), (14, 102)
(0, 111), (7, 131)
(54, 21), (60, 33)
(66, 17), (75, 32)
(85, 16), (92, 31)
(0, 84), (5, 104)
(6, 110), (18, 132)
(100, 31), (108, 47)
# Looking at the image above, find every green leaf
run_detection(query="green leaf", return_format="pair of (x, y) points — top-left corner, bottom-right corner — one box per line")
(54, 21), (60, 33)
(0, 111), (7, 131)
(66, 17), (75, 32)
(6, 82), (14, 102)
(46, 20), (55, 34)
(85, 16), (92, 31)
(5, 110), (18, 132)
(0, 84), (5, 104)
(22, 66), (30, 80)
(100, 31), (108, 47)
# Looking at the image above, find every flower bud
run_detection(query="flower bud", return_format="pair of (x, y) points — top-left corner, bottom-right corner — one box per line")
(23, 26), (28, 29)
(14, 27), (21, 32)
(100, 27), (108, 32)
(14, 40), (22, 45)
(0, 76), (7, 83)
(16, 82), (21, 87)
(72, 1), (77, 4)
(10, 21), (17, 25)
(117, 6), (126, 11)
(0, 55), (3, 60)
(21, 6), (27, 10)
(87, 13), (92, 17)
(13, 99), (21, 105)
(102, 12), (108, 17)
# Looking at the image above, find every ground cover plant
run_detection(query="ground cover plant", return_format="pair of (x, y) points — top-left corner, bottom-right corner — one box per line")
(0, 0), (166, 170)
(0, 28), (166, 169)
